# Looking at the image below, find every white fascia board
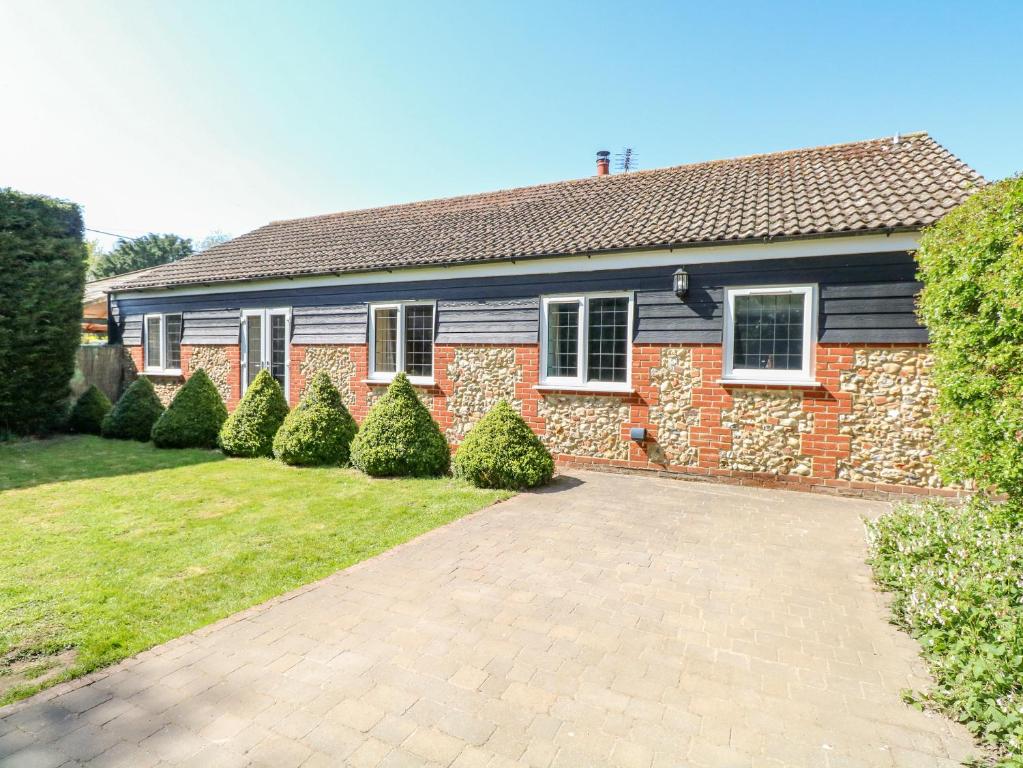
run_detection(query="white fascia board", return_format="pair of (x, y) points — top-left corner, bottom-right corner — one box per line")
(111, 232), (919, 301)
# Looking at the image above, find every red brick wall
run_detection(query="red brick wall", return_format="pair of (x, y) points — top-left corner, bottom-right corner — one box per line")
(127, 340), (951, 500)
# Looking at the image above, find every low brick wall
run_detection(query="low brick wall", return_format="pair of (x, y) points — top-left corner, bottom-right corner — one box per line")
(124, 340), (954, 499)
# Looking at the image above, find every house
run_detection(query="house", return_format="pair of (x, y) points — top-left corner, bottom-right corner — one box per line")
(107, 133), (982, 497)
(82, 266), (163, 337)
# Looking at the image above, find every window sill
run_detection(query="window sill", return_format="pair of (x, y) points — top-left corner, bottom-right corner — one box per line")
(717, 378), (822, 388)
(535, 383), (634, 395)
(363, 377), (436, 387)
(143, 369), (183, 377)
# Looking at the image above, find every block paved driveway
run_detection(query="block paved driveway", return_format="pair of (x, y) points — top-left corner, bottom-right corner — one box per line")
(0, 471), (977, 768)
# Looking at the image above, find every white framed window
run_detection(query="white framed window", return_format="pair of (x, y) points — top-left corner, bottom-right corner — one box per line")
(143, 313), (182, 374)
(539, 292), (633, 390)
(368, 301), (435, 384)
(722, 284), (817, 384)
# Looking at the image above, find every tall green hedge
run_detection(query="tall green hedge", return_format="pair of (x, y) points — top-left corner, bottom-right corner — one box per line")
(917, 176), (1023, 500)
(0, 189), (87, 434)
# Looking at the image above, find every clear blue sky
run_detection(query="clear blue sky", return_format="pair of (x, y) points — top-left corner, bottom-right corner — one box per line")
(1, 0), (1019, 249)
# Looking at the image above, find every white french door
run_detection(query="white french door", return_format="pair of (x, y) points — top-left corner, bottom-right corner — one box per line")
(241, 308), (290, 400)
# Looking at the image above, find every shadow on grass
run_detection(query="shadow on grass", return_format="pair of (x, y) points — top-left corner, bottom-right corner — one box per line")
(0, 435), (226, 492)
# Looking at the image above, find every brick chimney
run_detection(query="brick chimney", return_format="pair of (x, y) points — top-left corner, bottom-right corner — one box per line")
(596, 150), (610, 176)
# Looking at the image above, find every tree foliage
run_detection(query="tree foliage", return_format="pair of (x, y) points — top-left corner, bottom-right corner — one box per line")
(350, 373), (449, 477)
(453, 400), (554, 489)
(273, 372), (357, 466)
(218, 370), (289, 457)
(90, 233), (192, 278)
(68, 385), (112, 435)
(101, 377), (165, 441)
(0, 188), (87, 434)
(916, 176), (1023, 499)
(151, 369), (228, 449)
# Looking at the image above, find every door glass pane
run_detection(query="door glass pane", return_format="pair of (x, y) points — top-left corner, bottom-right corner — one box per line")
(269, 314), (287, 391)
(374, 308), (398, 373)
(145, 317), (162, 368)
(546, 302), (579, 378)
(404, 305), (434, 377)
(732, 293), (804, 370)
(245, 315), (262, 387)
(164, 315), (182, 369)
(586, 297), (629, 383)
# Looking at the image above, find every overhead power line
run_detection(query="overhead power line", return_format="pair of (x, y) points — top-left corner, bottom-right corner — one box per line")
(85, 228), (138, 241)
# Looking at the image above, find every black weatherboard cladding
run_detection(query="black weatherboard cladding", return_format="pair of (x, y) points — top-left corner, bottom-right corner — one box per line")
(110, 251), (925, 346)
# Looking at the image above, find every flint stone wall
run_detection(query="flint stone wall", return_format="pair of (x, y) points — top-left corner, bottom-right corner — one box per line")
(720, 390), (814, 476)
(838, 347), (941, 487)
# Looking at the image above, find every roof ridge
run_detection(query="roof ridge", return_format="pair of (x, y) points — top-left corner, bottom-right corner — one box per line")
(266, 134), (932, 227)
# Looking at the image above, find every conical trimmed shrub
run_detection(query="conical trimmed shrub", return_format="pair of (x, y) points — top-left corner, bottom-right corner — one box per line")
(453, 400), (554, 489)
(218, 369), (289, 457)
(350, 373), (449, 477)
(151, 369), (228, 449)
(101, 377), (165, 441)
(68, 385), (111, 435)
(273, 372), (358, 466)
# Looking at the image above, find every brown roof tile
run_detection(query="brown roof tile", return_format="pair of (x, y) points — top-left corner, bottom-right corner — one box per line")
(116, 133), (983, 291)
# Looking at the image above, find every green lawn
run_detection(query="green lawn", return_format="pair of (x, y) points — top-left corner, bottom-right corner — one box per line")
(0, 436), (510, 705)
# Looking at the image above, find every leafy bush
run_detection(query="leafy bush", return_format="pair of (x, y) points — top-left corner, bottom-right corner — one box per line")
(101, 377), (165, 441)
(453, 400), (553, 489)
(273, 372), (357, 466)
(868, 499), (1023, 764)
(0, 189), (87, 434)
(151, 369), (228, 449)
(350, 373), (449, 477)
(68, 385), (111, 435)
(218, 369), (289, 457)
(916, 177), (1023, 497)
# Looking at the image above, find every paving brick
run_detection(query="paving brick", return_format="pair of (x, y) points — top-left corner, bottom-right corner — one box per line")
(402, 726), (465, 764)
(0, 472), (983, 766)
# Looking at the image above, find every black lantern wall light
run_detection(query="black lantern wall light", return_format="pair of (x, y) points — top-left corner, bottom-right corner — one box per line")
(672, 267), (689, 300)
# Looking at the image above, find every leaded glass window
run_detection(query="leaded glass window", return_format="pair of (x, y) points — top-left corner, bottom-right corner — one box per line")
(145, 316), (162, 369)
(370, 303), (434, 380)
(546, 302), (579, 378)
(542, 294), (632, 386)
(724, 285), (815, 383)
(586, 297), (629, 383)
(404, 305), (434, 378)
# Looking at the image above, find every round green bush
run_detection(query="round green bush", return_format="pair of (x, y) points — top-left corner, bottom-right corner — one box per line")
(151, 369), (228, 449)
(917, 176), (1023, 499)
(218, 369), (289, 457)
(68, 385), (111, 435)
(273, 372), (357, 466)
(101, 377), (165, 441)
(453, 400), (554, 489)
(350, 373), (449, 477)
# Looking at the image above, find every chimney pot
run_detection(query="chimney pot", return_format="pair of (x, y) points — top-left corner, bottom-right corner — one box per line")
(596, 150), (610, 176)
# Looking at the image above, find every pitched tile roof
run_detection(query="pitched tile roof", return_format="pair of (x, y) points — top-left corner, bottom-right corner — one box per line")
(116, 133), (982, 291)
